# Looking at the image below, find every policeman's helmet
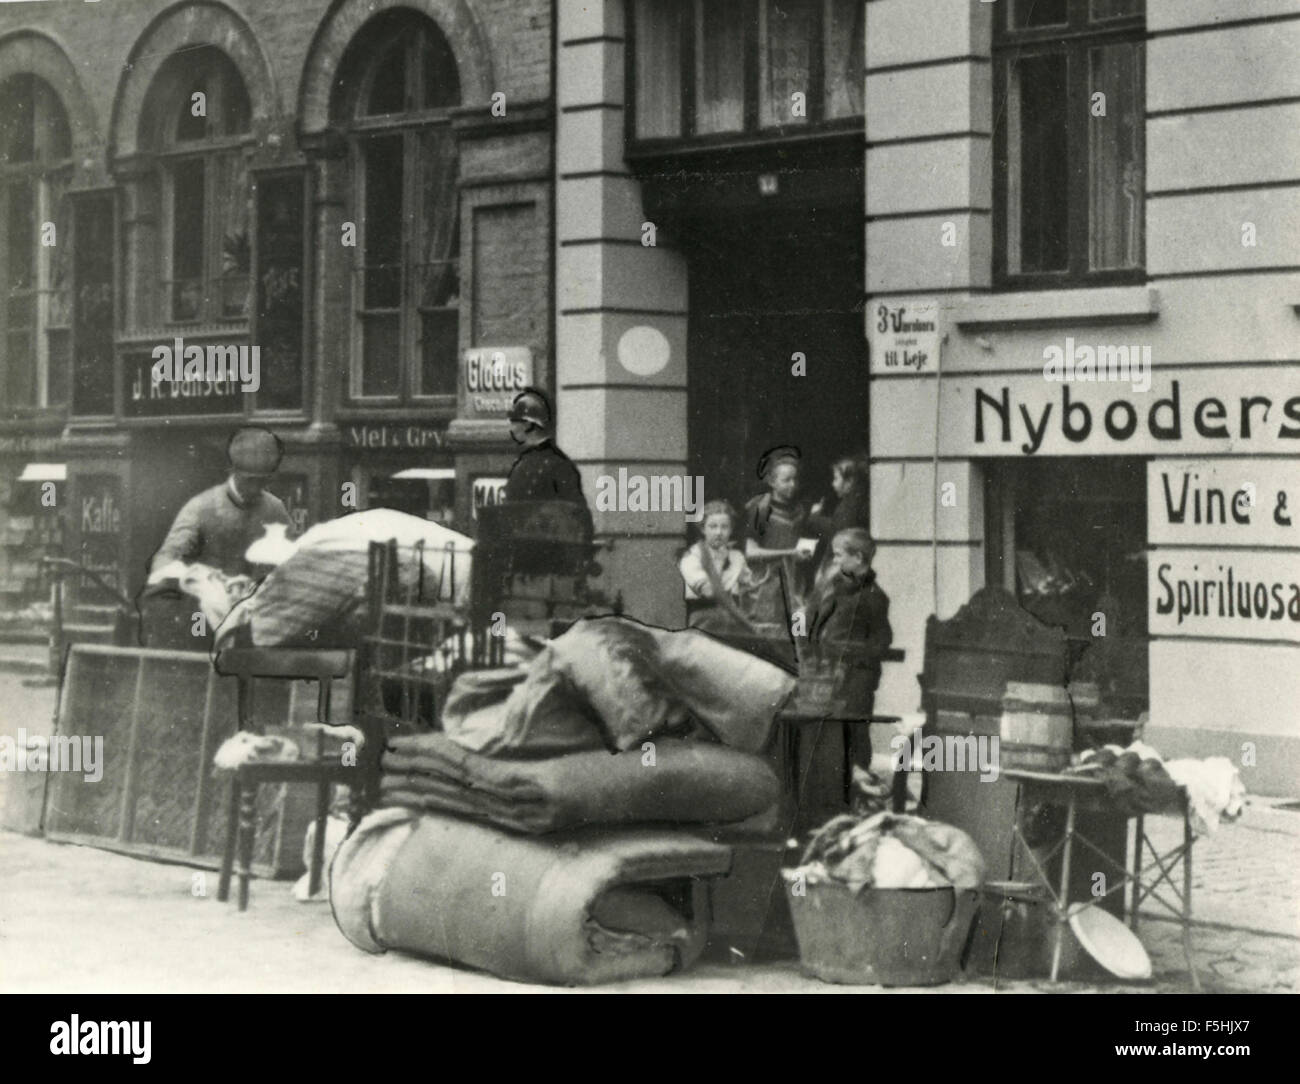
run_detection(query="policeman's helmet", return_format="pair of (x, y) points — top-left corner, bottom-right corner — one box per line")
(508, 388), (553, 431)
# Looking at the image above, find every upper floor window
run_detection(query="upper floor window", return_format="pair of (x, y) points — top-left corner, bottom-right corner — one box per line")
(630, 0), (863, 146)
(994, 0), (1145, 287)
(142, 47), (253, 323)
(0, 74), (71, 412)
(334, 11), (462, 404)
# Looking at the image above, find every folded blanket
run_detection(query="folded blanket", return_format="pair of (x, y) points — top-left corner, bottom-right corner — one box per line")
(441, 616), (796, 757)
(331, 809), (732, 985)
(379, 732), (780, 833)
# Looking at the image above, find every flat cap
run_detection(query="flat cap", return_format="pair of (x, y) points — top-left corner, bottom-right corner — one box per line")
(227, 426), (283, 475)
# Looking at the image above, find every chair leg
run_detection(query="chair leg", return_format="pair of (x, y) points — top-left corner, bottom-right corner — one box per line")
(217, 777), (239, 903)
(236, 783), (257, 911)
(309, 781), (330, 898)
(841, 722), (855, 806)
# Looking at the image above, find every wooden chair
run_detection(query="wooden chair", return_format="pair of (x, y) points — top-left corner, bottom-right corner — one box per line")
(213, 648), (355, 911)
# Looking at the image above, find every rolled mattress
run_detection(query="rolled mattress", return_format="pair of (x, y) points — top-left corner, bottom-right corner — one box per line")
(331, 808), (733, 986)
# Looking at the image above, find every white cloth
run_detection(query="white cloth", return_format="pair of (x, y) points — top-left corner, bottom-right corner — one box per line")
(678, 542), (749, 601)
(1164, 756), (1247, 837)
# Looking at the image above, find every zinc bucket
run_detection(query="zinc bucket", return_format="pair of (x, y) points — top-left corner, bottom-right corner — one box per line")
(784, 879), (979, 986)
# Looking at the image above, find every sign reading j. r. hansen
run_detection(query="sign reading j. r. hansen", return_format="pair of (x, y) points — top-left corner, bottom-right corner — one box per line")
(874, 367), (1300, 457)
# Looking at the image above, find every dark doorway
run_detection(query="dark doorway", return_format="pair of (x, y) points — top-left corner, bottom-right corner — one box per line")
(685, 205), (865, 514)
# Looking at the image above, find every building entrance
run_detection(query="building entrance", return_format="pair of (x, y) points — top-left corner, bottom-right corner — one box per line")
(685, 206), (865, 517)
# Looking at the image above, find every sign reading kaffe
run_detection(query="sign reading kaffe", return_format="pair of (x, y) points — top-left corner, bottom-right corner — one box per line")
(873, 368), (1300, 457)
(462, 347), (533, 419)
(1147, 458), (1299, 644)
(75, 474), (124, 603)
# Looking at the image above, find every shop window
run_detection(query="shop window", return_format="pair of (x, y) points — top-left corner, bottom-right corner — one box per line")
(994, 0), (1144, 287)
(629, 0), (863, 147)
(142, 48), (253, 323)
(335, 11), (462, 405)
(984, 457), (1149, 716)
(0, 74), (72, 413)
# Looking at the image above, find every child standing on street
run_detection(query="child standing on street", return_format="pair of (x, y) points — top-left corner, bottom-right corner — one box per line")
(742, 446), (819, 628)
(806, 528), (893, 717)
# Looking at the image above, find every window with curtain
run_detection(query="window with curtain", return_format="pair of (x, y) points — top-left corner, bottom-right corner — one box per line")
(145, 48), (253, 323)
(995, 0), (1145, 286)
(630, 0), (863, 145)
(0, 74), (72, 411)
(341, 12), (462, 403)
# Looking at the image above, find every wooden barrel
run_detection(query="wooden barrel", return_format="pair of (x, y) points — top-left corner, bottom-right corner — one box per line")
(1000, 681), (1072, 771)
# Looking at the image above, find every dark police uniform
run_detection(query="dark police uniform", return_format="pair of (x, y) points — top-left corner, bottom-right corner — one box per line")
(503, 438), (587, 507)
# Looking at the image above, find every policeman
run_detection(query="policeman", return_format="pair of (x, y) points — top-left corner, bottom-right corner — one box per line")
(148, 426), (294, 581)
(503, 388), (588, 509)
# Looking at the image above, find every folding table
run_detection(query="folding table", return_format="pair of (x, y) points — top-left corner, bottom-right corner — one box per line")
(1003, 768), (1199, 989)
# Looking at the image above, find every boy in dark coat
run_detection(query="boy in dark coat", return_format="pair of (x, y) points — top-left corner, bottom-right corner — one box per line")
(805, 528), (892, 715)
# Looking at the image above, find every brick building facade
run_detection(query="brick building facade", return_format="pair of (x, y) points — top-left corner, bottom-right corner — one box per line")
(3, 1), (1296, 795)
(0, 0), (553, 628)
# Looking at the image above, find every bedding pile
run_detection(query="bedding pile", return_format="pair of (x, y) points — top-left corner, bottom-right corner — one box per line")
(216, 509), (472, 648)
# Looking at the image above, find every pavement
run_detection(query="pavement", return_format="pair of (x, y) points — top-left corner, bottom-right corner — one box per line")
(1, 664), (1297, 994)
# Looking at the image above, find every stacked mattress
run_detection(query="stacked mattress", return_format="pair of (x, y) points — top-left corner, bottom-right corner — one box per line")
(330, 616), (795, 985)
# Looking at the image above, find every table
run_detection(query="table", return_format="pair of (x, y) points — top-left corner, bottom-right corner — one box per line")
(1003, 768), (1199, 989)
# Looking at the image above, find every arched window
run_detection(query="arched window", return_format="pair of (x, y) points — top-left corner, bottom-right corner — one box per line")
(334, 11), (462, 402)
(0, 74), (72, 410)
(141, 47), (253, 322)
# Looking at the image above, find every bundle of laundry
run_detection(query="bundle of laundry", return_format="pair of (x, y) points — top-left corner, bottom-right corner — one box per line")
(1070, 743), (1246, 834)
(330, 807), (732, 985)
(148, 559), (255, 630)
(440, 615), (797, 757)
(216, 510), (472, 648)
(788, 811), (986, 893)
(380, 731), (780, 834)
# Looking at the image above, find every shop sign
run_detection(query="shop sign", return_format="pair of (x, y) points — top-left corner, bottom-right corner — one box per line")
(874, 367), (1300, 458)
(76, 474), (124, 602)
(471, 476), (508, 519)
(1148, 459), (1298, 547)
(869, 299), (940, 373)
(343, 423), (446, 451)
(0, 434), (61, 456)
(124, 351), (243, 417)
(463, 347), (533, 419)
(1149, 549), (1300, 644)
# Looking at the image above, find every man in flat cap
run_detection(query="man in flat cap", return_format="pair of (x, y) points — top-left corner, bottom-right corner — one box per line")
(139, 427), (295, 647)
(149, 426), (295, 580)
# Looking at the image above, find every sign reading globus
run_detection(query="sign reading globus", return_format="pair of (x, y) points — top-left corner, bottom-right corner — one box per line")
(463, 347), (533, 419)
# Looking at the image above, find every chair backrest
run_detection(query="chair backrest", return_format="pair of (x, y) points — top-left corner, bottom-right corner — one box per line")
(214, 647), (355, 729)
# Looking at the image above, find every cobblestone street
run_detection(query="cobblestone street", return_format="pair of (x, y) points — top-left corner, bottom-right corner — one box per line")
(3, 665), (1296, 994)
